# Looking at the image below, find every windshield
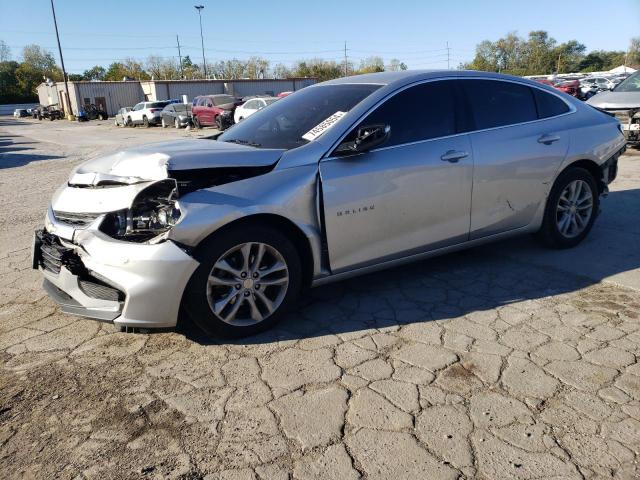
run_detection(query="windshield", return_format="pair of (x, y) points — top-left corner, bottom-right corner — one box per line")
(614, 72), (640, 92)
(213, 95), (236, 106)
(219, 84), (381, 150)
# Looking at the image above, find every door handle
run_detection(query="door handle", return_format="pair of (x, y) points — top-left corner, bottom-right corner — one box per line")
(440, 150), (469, 163)
(538, 134), (561, 145)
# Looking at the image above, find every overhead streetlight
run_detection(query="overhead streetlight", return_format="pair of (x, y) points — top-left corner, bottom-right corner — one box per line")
(194, 5), (207, 79)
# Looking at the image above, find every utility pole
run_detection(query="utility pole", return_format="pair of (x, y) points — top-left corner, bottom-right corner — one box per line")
(446, 42), (451, 69)
(556, 53), (561, 73)
(344, 41), (348, 76)
(194, 5), (207, 79)
(50, 0), (72, 118)
(176, 35), (184, 79)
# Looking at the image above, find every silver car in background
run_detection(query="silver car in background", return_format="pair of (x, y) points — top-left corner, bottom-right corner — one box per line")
(34, 70), (626, 337)
(587, 70), (640, 143)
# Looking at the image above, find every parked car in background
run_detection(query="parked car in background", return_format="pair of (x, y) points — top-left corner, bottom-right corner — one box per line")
(583, 77), (617, 92)
(579, 81), (600, 100)
(588, 70), (640, 143)
(126, 101), (171, 127)
(192, 94), (240, 130)
(553, 80), (580, 97)
(77, 104), (108, 121)
(33, 71), (626, 337)
(38, 105), (63, 121)
(161, 103), (192, 129)
(13, 109), (28, 118)
(114, 107), (132, 127)
(234, 96), (278, 123)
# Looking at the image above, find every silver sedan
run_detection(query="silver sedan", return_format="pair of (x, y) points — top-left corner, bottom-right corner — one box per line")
(34, 70), (626, 337)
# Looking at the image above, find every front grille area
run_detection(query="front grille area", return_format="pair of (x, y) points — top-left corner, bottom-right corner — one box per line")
(37, 230), (76, 274)
(35, 230), (125, 302)
(79, 279), (123, 302)
(53, 210), (101, 228)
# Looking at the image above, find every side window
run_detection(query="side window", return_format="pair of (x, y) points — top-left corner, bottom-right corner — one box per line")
(133, 103), (143, 111)
(463, 80), (537, 130)
(357, 80), (457, 147)
(245, 100), (258, 109)
(533, 88), (570, 119)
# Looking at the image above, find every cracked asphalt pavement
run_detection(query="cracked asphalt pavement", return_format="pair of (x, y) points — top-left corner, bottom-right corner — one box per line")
(1, 117), (639, 479)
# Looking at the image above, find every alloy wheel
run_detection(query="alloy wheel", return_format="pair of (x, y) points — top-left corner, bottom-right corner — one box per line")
(556, 179), (593, 238)
(206, 242), (289, 326)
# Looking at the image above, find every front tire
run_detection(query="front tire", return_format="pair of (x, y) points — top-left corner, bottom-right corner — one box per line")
(537, 167), (599, 249)
(174, 118), (180, 129)
(161, 118), (167, 128)
(184, 225), (302, 338)
(193, 116), (201, 129)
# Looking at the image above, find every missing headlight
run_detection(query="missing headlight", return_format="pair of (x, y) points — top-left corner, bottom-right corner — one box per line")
(100, 179), (181, 242)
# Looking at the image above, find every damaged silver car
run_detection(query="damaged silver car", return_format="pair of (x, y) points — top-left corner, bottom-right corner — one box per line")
(587, 70), (640, 144)
(34, 70), (626, 337)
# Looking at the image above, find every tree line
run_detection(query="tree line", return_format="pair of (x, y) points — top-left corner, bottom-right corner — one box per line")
(463, 31), (640, 76)
(1, 31), (638, 104)
(0, 39), (406, 103)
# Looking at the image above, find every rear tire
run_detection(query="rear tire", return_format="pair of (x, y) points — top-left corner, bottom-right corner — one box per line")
(184, 225), (302, 338)
(536, 167), (599, 249)
(143, 116), (150, 128)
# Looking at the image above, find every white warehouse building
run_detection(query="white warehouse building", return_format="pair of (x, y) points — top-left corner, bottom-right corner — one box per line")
(37, 78), (317, 117)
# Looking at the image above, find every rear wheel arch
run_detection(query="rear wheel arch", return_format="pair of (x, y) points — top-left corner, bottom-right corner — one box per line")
(192, 214), (315, 288)
(557, 159), (604, 194)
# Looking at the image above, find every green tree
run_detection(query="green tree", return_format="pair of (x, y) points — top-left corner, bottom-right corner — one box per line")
(292, 59), (342, 81)
(0, 60), (32, 102)
(83, 65), (106, 81)
(357, 56), (385, 74)
(0, 40), (10, 62)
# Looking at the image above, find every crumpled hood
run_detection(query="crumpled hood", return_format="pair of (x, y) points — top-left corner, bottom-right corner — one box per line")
(587, 91), (640, 110)
(71, 139), (285, 186)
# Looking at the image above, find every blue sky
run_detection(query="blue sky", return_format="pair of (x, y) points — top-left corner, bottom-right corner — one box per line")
(1, 0), (639, 73)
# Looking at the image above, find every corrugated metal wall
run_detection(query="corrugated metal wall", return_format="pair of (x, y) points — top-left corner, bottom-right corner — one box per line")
(142, 79), (317, 101)
(35, 78), (318, 115)
(75, 82), (145, 116)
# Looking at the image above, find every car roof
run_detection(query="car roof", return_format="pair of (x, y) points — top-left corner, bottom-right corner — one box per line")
(318, 69), (546, 89)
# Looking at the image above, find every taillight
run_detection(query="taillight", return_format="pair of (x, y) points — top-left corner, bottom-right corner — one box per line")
(149, 109), (160, 113)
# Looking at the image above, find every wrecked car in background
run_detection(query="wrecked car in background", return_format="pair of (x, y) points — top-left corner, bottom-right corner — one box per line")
(588, 70), (640, 144)
(34, 70), (626, 338)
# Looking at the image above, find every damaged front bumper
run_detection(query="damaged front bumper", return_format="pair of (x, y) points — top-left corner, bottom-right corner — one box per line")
(33, 210), (199, 328)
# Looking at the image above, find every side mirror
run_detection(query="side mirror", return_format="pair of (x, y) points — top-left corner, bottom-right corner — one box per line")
(336, 124), (391, 155)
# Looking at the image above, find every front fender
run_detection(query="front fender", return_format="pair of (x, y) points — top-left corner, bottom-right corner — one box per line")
(168, 164), (324, 277)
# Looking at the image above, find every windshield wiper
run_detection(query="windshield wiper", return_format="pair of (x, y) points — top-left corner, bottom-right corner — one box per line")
(224, 139), (262, 147)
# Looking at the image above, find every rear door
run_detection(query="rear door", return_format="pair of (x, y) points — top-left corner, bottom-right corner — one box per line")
(320, 80), (474, 272)
(460, 79), (570, 239)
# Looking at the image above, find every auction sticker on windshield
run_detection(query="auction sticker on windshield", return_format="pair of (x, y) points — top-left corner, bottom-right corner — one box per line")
(302, 111), (346, 141)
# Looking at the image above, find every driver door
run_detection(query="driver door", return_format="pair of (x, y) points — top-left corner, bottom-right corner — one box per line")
(320, 80), (474, 272)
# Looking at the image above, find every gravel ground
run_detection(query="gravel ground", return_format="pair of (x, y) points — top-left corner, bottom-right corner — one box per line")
(1, 117), (639, 479)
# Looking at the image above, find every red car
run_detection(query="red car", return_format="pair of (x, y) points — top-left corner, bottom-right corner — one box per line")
(192, 94), (241, 129)
(535, 78), (580, 97)
(553, 80), (580, 97)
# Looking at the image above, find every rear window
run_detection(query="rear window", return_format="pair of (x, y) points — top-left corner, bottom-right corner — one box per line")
(533, 88), (570, 118)
(213, 95), (235, 106)
(463, 79), (538, 130)
(148, 101), (169, 108)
